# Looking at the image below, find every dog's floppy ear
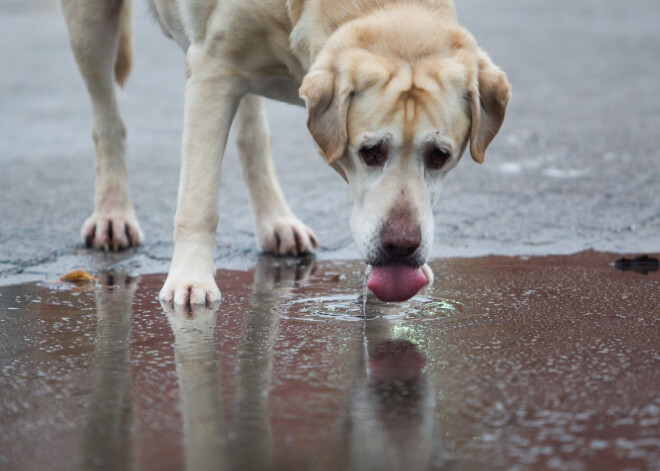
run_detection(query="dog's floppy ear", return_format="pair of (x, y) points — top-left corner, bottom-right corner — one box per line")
(300, 69), (353, 164)
(468, 51), (511, 163)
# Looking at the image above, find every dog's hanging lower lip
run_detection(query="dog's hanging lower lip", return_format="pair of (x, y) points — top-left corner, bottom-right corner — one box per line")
(367, 263), (427, 302)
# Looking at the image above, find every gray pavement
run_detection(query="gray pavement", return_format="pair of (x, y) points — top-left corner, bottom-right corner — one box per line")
(1, 0), (659, 285)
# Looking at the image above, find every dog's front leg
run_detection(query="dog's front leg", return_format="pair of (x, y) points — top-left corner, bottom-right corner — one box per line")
(236, 95), (319, 256)
(62, 0), (143, 251)
(160, 45), (244, 305)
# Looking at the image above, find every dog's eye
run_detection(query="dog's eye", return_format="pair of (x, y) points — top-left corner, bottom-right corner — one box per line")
(359, 143), (388, 167)
(425, 147), (451, 170)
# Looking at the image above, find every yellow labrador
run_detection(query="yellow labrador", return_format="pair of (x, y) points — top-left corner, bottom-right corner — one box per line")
(61, 0), (510, 305)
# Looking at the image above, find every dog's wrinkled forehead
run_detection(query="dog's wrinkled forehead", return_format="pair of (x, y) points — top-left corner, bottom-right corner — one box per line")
(347, 58), (471, 147)
(300, 5), (510, 166)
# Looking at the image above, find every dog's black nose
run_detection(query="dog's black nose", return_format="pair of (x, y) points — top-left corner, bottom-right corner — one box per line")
(381, 222), (421, 258)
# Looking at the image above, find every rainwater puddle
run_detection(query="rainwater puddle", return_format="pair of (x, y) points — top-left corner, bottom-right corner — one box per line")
(283, 294), (463, 323)
(1, 252), (659, 471)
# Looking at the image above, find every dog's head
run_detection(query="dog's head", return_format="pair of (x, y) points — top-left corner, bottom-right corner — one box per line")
(300, 5), (511, 301)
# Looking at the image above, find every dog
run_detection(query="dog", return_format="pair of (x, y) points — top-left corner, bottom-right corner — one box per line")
(61, 0), (510, 305)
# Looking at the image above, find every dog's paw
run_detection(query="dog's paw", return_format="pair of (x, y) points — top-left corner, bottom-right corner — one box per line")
(81, 212), (143, 251)
(257, 216), (319, 257)
(159, 272), (221, 306)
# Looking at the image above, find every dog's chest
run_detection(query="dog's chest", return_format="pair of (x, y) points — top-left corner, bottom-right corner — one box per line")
(148, 0), (306, 105)
(247, 76), (304, 106)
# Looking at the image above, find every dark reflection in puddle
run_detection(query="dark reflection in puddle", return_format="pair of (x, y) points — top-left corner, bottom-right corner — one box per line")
(614, 254), (660, 275)
(0, 252), (659, 471)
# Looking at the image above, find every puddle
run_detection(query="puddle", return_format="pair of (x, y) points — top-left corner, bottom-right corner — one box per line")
(283, 294), (463, 323)
(0, 252), (659, 471)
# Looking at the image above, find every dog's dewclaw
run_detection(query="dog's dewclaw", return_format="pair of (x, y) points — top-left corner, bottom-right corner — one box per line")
(60, 270), (97, 283)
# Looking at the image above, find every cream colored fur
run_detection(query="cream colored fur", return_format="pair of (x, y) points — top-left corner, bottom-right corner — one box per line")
(62, 0), (510, 305)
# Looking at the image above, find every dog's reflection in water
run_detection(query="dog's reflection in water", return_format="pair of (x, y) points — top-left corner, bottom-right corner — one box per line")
(161, 301), (226, 471)
(346, 309), (436, 471)
(163, 256), (435, 471)
(77, 273), (139, 471)
(162, 255), (315, 471)
(78, 260), (436, 470)
(230, 255), (316, 470)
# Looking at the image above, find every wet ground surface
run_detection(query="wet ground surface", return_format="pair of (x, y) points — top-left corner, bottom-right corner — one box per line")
(1, 253), (659, 471)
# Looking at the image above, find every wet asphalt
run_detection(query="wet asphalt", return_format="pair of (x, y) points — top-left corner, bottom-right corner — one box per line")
(1, 0), (659, 284)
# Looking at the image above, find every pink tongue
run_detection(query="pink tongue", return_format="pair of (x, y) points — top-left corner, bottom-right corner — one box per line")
(367, 264), (427, 302)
